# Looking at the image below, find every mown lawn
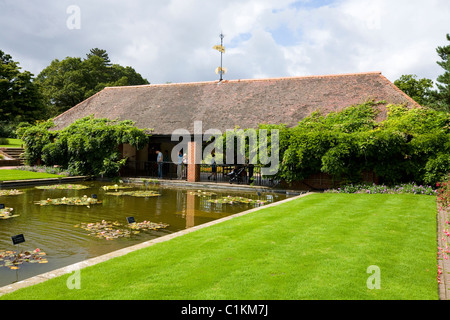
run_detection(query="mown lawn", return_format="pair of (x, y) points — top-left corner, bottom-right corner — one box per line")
(0, 138), (23, 148)
(0, 193), (438, 300)
(0, 169), (61, 181)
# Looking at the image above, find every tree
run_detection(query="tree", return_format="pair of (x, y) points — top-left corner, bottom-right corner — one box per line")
(86, 48), (111, 66)
(394, 74), (434, 106)
(0, 50), (48, 123)
(35, 49), (149, 115)
(434, 33), (450, 112)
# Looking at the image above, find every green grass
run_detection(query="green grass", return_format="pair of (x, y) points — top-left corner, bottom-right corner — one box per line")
(0, 193), (439, 300)
(0, 138), (23, 148)
(0, 169), (62, 181)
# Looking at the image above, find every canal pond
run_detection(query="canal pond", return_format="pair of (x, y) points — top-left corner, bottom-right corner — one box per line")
(0, 181), (288, 287)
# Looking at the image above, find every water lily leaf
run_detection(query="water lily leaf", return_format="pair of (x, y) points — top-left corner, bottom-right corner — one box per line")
(35, 184), (89, 190)
(74, 219), (169, 240)
(105, 191), (161, 198)
(0, 207), (19, 220)
(0, 189), (23, 196)
(0, 249), (48, 269)
(34, 196), (102, 207)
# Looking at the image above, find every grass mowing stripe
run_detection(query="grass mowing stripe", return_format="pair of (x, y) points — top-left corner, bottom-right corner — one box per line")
(0, 169), (62, 181)
(0, 193), (438, 300)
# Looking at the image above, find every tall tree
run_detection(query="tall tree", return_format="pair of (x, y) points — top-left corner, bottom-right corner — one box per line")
(394, 74), (434, 106)
(86, 48), (111, 66)
(434, 34), (450, 112)
(0, 50), (47, 122)
(35, 49), (149, 115)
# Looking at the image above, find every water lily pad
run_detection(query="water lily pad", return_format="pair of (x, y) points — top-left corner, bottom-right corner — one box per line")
(101, 184), (133, 191)
(189, 190), (217, 196)
(0, 207), (20, 220)
(34, 195), (102, 207)
(0, 248), (47, 270)
(129, 220), (170, 231)
(74, 219), (169, 240)
(0, 189), (24, 196)
(105, 190), (161, 198)
(207, 196), (265, 206)
(35, 184), (89, 190)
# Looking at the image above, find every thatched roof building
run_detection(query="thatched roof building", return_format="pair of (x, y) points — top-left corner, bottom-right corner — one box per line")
(52, 72), (419, 135)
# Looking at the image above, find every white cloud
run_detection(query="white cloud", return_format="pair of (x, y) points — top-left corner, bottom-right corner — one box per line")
(0, 0), (449, 84)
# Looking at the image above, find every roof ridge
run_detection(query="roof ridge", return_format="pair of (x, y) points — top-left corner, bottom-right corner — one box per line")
(102, 72), (384, 90)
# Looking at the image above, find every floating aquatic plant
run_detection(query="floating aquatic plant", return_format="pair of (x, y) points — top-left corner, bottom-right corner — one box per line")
(101, 184), (133, 191)
(0, 207), (19, 220)
(207, 196), (265, 206)
(74, 219), (169, 240)
(105, 190), (161, 197)
(35, 195), (102, 207)
(35, 184), (89, 190)
(189, 190), (217, 196)
(129, 220), (169, 231)
(74, 220), (131, 240)
(0, 248), (48, 270)
(0, 189), (23, 196)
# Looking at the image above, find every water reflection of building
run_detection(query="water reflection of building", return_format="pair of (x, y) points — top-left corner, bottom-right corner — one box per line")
(186, 192), (196, 228)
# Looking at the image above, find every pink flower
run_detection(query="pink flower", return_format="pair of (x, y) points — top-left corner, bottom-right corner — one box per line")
(35, 248), (40, 252)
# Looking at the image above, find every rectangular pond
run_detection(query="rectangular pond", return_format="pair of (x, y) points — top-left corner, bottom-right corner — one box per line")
(0, 181), (288, 287)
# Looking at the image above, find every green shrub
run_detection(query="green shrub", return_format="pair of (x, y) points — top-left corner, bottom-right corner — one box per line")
(17, 116), (150, 177)
(277, 101), (450, 185)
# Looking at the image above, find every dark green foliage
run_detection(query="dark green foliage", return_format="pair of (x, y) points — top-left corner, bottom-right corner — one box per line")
(17, 116), (149, 177)
(434, 34), (450, 112)
(0, 50), (48, 123)
(274, 101), (450, 186)
(35, 49), (149, 115)
(394, 74), (434, 106)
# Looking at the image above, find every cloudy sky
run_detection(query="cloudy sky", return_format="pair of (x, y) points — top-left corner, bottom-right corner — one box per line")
(1, 0), (449, 85)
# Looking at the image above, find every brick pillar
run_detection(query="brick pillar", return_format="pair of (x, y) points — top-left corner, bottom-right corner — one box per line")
(187, 140), (200, 182)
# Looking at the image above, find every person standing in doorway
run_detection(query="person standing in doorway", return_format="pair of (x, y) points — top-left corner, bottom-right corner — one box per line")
(177, 150), (184, 179)
(156, 150), (163, 178)
(208, 151), (217, 181)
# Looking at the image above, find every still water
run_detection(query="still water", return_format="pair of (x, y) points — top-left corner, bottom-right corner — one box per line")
(0, 181), (286, 287)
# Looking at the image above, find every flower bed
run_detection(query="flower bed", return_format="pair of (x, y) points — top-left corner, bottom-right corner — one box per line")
(325, 183), (437, 196)
(437, 175), (450, 290)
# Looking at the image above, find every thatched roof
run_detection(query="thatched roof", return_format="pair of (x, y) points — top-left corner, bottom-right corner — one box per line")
(52, 72), (419, 135)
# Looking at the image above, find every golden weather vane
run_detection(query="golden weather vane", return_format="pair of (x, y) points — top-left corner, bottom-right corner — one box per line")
(213, 33), (227, 81)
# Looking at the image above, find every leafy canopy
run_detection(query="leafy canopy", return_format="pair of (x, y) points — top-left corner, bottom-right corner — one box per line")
(0, 50), (48, 122)
(35, 49), (149, 115)
(266, 101), (450, 186)
(17, 116), (150, 177)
